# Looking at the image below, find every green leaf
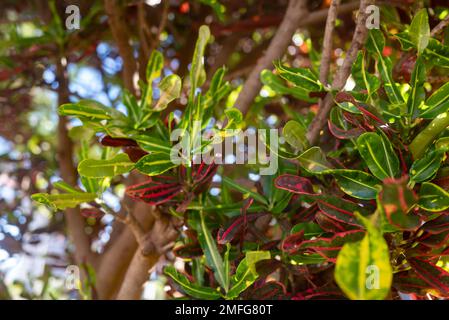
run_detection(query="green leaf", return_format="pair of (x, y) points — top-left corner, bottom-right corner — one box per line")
(226, 251), (270, 299)
(335, 213), (392, 300)
(351, 51), (380, 98)
(153, 74), (182, 112)
(198, 0), (226, 22)
(410, 150), (445, 183)
(409, 9), (430, 55)
(283, 120), (308, 152)
(59, 100), (124, 122)
(418, 182), (449, 212)
(134, 152), (177, 176)
(146, 50), (164, 83)
(133, 135), (172, 155)
(190, 25), (210, 96)
(123, 90), (141, 124)
(395, 32), (449, 68)
(53, 181), (83, 194)
(273, 61), (322, 92)
(366, 30), (404, 105)
(260, 70), (317, 102)
(164, 265), (221, 299)
(224, 108), (243, 127)
(78, 153), (134, 178)
(31, 192), (97, 210)
(406, 56), (426, 119)
(297, 147), (332, 174)
(331, 170), (381, 200)
(291, 222), (324, 239)
(198, 212), (228, 292)
(420, 82), (449, 118)
(222, 176), (269, 206)
(356, 132), (400, 180)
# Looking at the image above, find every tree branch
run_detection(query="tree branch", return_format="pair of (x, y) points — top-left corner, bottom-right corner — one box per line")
(116, 212), (178, 300)
(319, 0), (341, 86)
(233, 0), (308, 115)
(56, 57), (97, 268)
(307, 0), (374, 145)
(431, 14), (449, 37)
(104, 0), (137, 95)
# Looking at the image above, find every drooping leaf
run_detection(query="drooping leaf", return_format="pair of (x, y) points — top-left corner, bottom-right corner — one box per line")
(356, 132), (400, 180)
(335, 213), (392, 300)
(410, 150), (445, 183)
(31, 192), (97, 210)
(164, 265), (221, 299)
(78, 153), (134, 178)
(135, 153), (178, 176)
(409, 9), (430, 55)
(418, 182), (449, 212)
(153, 74), (182, 112)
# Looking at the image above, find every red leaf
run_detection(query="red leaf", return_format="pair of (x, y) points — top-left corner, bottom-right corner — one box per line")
(217, 211), (264, 244)
(123, 146), (148, 162)
(173, 243), (204, 258)
(244, 281), (287, 300)
(421, 215), (449, 234)
(100, 135), (137, 147)
(126, 180), (182, 205)
(408, 258), (449, 296)
(328, 120), (364, 140)
(274, 174), (314, 195)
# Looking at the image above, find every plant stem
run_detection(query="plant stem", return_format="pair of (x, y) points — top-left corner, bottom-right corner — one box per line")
(409, 112), (449, 159)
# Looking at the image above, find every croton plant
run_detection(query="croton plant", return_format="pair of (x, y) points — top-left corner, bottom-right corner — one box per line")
(33, 8), (449, 300)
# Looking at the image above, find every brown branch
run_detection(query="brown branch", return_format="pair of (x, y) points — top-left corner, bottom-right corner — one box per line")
(56, 58), (97, 268)
(431, 14), (449, 37)
(307, 0), (374, 145)
(95, 201), (154, 299)
(234, 0), (308, 115)
(104, 0), (137, 95)
(116, 212), (178, 300)
(319, 0), (341, 86)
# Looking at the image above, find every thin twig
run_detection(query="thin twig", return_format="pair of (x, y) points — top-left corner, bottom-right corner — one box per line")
(307, 0), (374, 145)
(319, 0), (341, 86)
(431, 14), (449, 37)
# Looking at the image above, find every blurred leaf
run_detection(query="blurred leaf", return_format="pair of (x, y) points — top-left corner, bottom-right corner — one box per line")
(78, 153), (134, 178)
(409, 9), (430, 55)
